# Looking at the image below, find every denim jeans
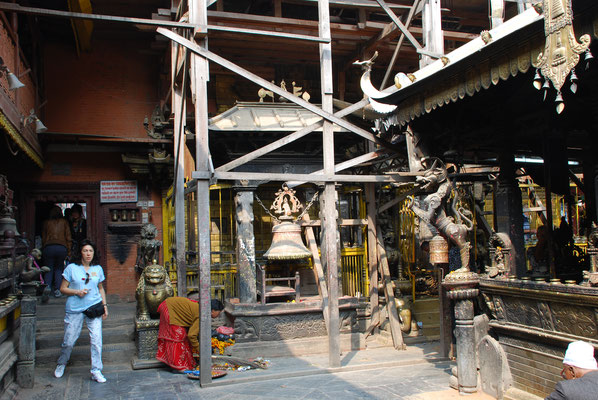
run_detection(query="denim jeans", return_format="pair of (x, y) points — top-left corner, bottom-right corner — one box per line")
(57, 312), (103, 373)
(42, 244), (67, 291)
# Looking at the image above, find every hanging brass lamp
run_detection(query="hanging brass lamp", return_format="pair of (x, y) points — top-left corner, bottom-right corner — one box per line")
(263, 184), (312, 261)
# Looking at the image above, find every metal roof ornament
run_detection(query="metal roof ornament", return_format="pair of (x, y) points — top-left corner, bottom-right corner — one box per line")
(533, 0), (592, 114)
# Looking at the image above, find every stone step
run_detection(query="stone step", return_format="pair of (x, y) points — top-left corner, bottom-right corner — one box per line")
(34, 300), (138, 368)
(504, 387), (544, 400)
(35, 342), (137, 367)
(412, 297), (440, 313)
(413, 310), (440, 326)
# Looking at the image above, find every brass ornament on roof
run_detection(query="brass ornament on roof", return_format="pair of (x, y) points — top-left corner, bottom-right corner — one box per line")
(262, 184), (314, 261)
(533, 0), (592, 114)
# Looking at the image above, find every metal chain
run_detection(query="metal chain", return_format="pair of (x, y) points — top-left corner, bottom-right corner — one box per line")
(294, 191), (319, 222)
(254, 193), (280, 223)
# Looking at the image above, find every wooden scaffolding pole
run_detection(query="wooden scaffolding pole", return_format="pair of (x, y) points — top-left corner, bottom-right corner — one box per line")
(173, 43), (188, 298)
(189, 0), (213, 387)
(318, 0), (340, 368)
(365, 181), (379, 334)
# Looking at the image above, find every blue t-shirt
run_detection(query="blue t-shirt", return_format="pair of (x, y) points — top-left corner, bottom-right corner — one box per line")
(63, 263), (105, 313)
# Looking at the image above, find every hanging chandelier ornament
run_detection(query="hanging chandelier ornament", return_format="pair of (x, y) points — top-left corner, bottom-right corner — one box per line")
(533, 0), (591, 114)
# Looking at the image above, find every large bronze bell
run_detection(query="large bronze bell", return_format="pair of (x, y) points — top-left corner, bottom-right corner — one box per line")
(264, 221), (312, 261)
(263, 184), (313, 261)
(429, 234), (448, 264)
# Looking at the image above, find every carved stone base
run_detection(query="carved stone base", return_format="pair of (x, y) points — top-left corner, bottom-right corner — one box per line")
(135, 318), (160, 360)
(229, 299), (366, 343)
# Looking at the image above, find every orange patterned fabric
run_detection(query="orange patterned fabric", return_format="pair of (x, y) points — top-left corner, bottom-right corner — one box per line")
(156, 300), (195, 371)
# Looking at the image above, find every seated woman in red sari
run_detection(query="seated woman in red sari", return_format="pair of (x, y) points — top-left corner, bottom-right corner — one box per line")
(156, 297), (224, 371)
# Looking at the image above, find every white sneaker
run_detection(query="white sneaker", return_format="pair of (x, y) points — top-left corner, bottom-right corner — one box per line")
(54, 364), (65, 378)
(91, 370), (106, 383)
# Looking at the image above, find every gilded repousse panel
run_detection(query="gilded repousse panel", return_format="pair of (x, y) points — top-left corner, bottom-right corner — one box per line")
(502, 297), (542, 327)
(551, 302), (597, 338)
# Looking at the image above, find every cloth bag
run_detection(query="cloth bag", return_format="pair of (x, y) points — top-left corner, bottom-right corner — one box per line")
(83, 302), (105, 318)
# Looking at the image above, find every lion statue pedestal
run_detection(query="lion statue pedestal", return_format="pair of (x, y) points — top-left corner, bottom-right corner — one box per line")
(132, 264), (173, 369)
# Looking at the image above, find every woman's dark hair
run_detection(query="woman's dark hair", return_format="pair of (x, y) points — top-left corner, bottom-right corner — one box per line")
(71, 239), (100, 265)
(48, 205), (63, 220)
(211, 299), (224, 311)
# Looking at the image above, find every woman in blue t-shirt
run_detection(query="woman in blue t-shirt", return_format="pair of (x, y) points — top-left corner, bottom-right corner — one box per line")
(54, 239), (108, 383)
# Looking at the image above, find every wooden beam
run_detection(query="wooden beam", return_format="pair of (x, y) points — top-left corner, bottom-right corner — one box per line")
(303, 215), (330, 333)
(420, 0), (444, 66)
(193, 171), (416, 183)
(189, 0), (213, 387)
(569, 170), (584, 193)
(365, 181), (379, 336)
(380, 0), (421, 88)
(376, 226), (406, 350)
(299, 0), (419, 10)
(0, 2), (328, 42)
(207, 24), (329, 42)
(319, 0), (341, 369)
(374, 0), (422, 50)
(288, 149), (392, 187)
(214, 98), (368, 173)
(299, 218), (368, 226)
(157, 27), (400, 152)
(173, 51), (188, 299)
(0, 1), (195, 29)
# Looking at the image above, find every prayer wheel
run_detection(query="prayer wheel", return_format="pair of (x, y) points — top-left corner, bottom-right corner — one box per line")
(429, 235), (448, 264)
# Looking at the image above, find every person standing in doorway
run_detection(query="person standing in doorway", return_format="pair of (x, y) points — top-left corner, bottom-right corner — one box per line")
(70, 204), (87, 257)
(42, 206), (72, 298)
(55, 239), (108, 383)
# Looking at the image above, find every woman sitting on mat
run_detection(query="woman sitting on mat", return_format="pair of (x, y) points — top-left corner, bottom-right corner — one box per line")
(156, 297), (224, 371)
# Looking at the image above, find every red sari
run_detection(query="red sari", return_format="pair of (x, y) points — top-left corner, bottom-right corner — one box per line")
(156, 301), (196, 371)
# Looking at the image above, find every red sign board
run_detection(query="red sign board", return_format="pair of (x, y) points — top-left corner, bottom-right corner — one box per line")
(100, 181), (138, 203)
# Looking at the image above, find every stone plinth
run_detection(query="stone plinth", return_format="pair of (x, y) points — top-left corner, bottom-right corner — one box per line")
(227, 298), (366, 343)
(135, 317), (160, 360)
(17, 296), (36, 388)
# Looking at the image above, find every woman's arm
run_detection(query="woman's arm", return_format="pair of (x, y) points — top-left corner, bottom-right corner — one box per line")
(59, 278), (87, 297)
(99, 282), (108, 320)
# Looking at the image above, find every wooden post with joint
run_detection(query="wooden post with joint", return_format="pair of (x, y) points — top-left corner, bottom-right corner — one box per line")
(318, 0), (340, 368)
(188, 0), (212, 386)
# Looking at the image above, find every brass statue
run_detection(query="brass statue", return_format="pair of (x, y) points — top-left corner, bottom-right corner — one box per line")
(134, 223), (162, 272)
(135, 263), (173, 320)
(486, 233), (514, 278)
(408, 158), (473, 271)
(21, 248), (50, 283)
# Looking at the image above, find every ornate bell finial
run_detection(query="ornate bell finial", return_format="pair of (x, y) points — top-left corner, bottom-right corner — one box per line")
(533, 69), (543, 90)
(585, 49), (593, 69)
(534, 0), (591, 111)
(555, 91), (565, 114)
(570, 68), (578, 93)
(263, 184), (312, 261)
(542, 79), (550, 101)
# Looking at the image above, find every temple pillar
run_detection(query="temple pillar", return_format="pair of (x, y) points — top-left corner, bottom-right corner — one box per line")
(319, 187), (342, 298)
(495, 152), (526, 277)
(17, 296), (36, 388)
(444, 271), (480, 394)
(235, 184), (256, 303)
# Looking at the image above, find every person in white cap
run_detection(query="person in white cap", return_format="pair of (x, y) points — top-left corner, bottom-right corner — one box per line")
(546, 341), (598, 400)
